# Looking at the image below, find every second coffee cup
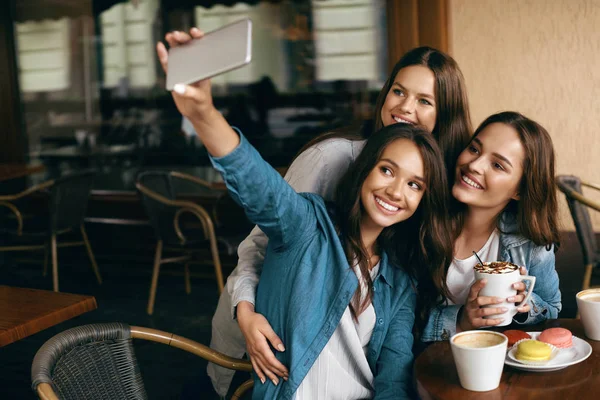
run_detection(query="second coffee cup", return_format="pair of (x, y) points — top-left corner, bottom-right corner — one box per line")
(474, 261), (536, 326)
(576, 288), (600, 340)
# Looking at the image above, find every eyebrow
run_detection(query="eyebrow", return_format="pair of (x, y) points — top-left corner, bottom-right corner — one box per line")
(393, 82), (435, 101)
(380, 158), (425, 182)
(472, 138), (514, 168)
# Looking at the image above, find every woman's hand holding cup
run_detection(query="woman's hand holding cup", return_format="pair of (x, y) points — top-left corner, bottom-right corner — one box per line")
(507, 266), (532, 314)
(458, 279), (507, 332)
(472, 262), (536, 326)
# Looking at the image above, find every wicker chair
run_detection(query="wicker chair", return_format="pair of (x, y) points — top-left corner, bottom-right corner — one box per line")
(136, 170), (226, 315)
(31, 323), (253, 400)
(556, 175), (600, 290)
(0, 170), (101, 292)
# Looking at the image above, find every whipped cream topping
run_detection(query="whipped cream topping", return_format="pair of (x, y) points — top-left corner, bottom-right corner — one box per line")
(473, 261), (519, 274)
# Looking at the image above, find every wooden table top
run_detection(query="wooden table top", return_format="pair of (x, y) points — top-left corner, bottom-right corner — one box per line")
(415, 319), (600, 399)
(0, 286), (97, 347)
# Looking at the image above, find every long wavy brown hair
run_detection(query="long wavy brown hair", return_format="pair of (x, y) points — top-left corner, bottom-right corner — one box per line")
(298, 46), (473, 183)
(449, 111), (560, 249)
(334, 123), (454, 335)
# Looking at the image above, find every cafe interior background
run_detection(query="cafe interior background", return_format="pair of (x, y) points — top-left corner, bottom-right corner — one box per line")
(0, 0), (598, 398)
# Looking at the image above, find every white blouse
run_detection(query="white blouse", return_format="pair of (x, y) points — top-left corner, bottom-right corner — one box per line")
(294, 263), (380, 400)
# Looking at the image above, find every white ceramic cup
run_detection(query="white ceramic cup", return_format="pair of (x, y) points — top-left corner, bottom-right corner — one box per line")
(474, 262), (536, 326)
(450, 330), (508, 391)
(576, 288), (600, 341)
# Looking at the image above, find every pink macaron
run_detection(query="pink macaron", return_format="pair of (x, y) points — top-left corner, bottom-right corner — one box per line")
(538, 327), (573, 348)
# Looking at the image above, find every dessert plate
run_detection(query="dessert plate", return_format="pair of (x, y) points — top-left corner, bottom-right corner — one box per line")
(504, 332), (592, 372)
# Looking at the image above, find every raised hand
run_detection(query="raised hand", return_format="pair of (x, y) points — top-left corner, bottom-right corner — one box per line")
(458, 279), (506, 331)
(156, 27), (238, 157)
(156, 28), (214, 122)
(237, 301), (289, 386)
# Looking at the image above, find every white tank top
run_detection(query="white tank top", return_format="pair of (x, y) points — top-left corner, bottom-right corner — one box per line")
(294, 263), (379, 400)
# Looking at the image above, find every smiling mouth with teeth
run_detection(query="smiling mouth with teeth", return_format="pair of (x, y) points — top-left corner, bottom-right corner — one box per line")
(461, 173), (483, 189)
(393, 116), (414, 125)
(375, 196), (399, 212)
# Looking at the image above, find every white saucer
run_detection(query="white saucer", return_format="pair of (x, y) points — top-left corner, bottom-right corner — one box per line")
(504, 332), (592, 372)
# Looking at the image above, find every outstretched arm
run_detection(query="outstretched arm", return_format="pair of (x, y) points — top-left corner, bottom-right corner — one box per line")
(158, 29), (314, 248)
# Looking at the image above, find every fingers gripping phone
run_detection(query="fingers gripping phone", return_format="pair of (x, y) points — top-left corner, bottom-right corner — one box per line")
(166, 18), (252, 91)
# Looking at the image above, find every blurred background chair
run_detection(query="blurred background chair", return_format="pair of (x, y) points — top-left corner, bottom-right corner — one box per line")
(136, 170), (225, 315)
(31, 322), (253, 400)
(0, 170), (101, 292)
(556, 175), (600, 290)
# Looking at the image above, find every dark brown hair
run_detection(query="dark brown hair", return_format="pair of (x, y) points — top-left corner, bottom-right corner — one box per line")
(334, 123), (453, 333)
(298, 46), (473, 182)
(451, 111), (560, 249)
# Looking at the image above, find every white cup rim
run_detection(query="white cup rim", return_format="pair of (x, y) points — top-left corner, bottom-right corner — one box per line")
(577, 288), (600, 300)
(450, 330), (508, 350)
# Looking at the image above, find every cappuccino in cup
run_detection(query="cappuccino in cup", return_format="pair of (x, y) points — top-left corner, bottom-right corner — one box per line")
(577, 288), (600, 340)
(474, 261), (536, 326)
(450, 331), (508, 391)
(474, 261), (519, 274)
(453, 332), (506, 348)
(579, 293), (600, 302)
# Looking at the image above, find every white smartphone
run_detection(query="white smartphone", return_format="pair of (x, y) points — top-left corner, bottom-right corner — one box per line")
(166, 18), (252, 91)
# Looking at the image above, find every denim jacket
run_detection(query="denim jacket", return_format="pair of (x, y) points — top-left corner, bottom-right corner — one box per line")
(421, 213), (561, 342)
(210, 133), (416, 399)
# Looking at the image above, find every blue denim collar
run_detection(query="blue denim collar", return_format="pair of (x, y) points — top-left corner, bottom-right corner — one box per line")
(498, 212), (530, 249)
(375, 252), (394, 288)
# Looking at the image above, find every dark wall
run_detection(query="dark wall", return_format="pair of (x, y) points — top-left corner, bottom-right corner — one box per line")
(0, 1), (27, 163)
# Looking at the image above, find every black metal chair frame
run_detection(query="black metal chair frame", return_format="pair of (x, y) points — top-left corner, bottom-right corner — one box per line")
(0, 171), (101, 292)
(136, 170), (225, 315)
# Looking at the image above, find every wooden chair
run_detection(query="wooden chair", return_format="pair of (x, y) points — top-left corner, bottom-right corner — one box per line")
(0, 170), (101, 292)
(136, 170), (225, 315)
(556, 175), (600, 290)
(31, 322), (253, 400)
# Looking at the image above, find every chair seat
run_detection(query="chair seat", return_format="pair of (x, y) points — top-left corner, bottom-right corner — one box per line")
(31, 323), (253, 400)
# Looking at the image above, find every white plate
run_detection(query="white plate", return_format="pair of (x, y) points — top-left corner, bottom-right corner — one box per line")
(504, 332), (592, 372)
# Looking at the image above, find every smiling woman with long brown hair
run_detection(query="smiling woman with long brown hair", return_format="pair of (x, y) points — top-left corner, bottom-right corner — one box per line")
(193, 42), (473, 394)
(421, 111), (562, 342)
(157, 27), (455, 399)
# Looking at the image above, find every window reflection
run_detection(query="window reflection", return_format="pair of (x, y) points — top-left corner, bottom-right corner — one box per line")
(16, 0), (387, 177)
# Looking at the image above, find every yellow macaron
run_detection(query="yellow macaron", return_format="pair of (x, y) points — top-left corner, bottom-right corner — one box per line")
(515, 340), (552, 362)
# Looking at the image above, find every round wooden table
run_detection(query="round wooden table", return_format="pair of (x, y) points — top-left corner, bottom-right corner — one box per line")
(415, 319), (600, 399)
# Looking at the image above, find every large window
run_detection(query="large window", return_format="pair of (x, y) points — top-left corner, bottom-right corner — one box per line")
(15, 0), (388, 172)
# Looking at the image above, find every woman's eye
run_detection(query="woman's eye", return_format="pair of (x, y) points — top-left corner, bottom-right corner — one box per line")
(419, 98), (432, 106)
(408, 181), (422, 190)
(380, 166), (392, 176)
(468, 145), (479, 154)
(493, 162), (505, 171)
(393, 89), (404, 96)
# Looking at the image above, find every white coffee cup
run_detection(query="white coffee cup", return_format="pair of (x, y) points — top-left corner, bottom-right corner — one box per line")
(576, 288), (600, 341)
(450, 330), (508, 391)
(474, 261), (536, 326)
